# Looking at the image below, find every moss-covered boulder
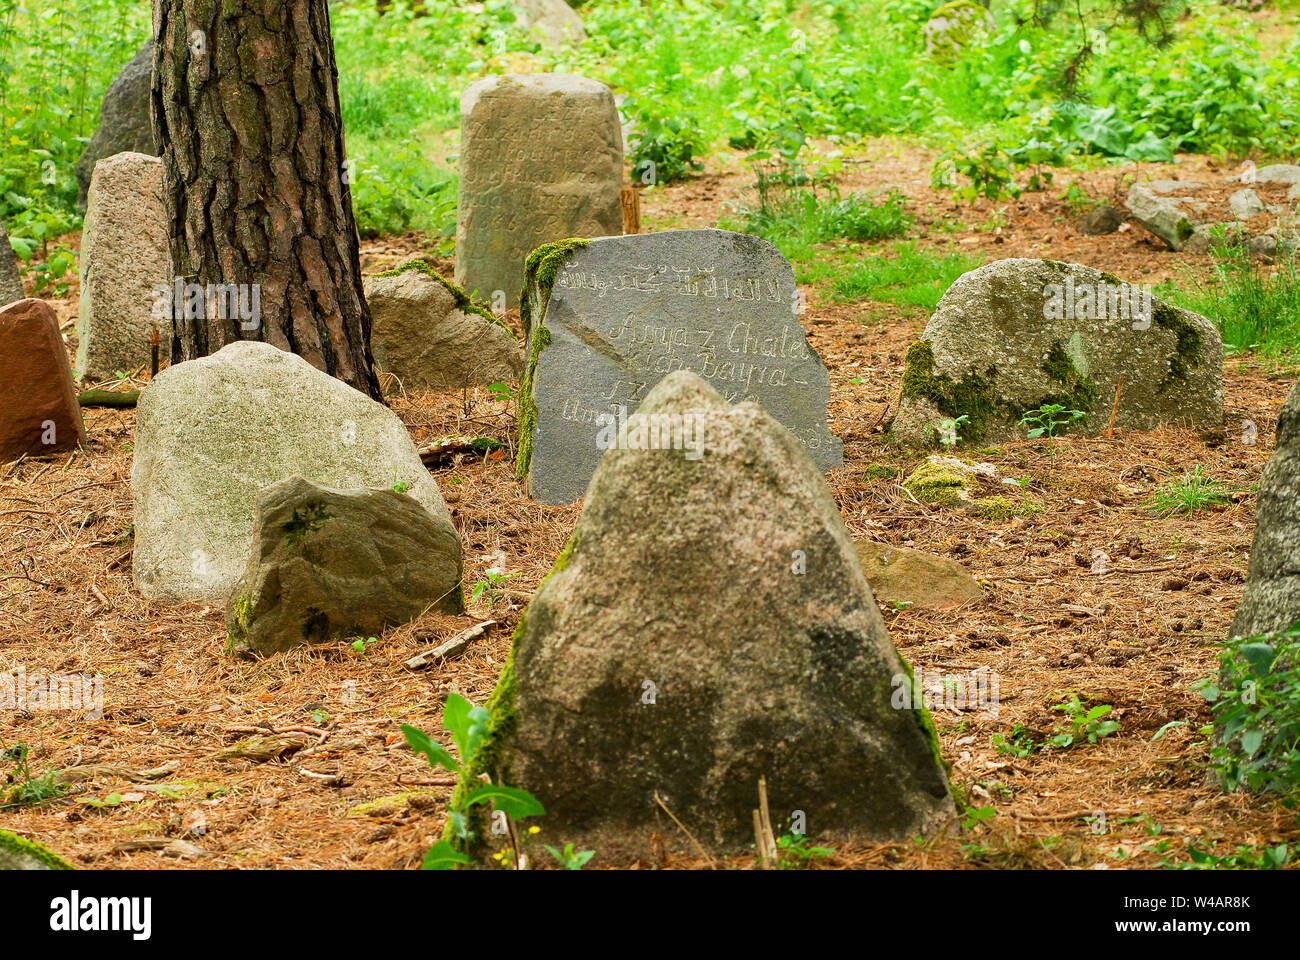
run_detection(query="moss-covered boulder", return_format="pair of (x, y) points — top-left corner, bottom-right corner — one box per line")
(364, 258), (521, 392)
(901, 455), (1041, 520)
(459, 370), (954, 865)
(0, 828), (73, 869)
(890, 259), (1222, 447)
(226, 475), (462, 656)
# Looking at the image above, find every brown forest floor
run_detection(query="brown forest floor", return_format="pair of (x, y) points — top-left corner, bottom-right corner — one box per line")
(2, 140), (1298, 870)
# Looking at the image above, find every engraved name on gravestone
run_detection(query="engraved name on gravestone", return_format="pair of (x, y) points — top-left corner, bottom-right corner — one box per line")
(522, 229), (842, 504)
(454, 74), (623, 309)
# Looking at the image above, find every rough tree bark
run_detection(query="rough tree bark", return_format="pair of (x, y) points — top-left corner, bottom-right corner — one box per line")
(150, 0), (383, 400)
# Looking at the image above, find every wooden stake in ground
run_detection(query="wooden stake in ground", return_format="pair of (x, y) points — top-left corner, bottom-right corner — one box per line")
(621, 185), (641, 235)
(1105, 373), (1125, 438)
(753, 776), (778, 868)
(151, 0), (384, 401)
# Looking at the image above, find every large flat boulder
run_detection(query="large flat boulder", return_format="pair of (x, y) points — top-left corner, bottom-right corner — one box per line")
(891, 258), (1222, 446)
(227, 476), (462, 656)
(132, 341), (458, 605)
(454, 370), (954, 864)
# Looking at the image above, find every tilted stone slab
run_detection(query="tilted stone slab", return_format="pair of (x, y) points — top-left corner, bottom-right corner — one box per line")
(516, 229), (842, 503)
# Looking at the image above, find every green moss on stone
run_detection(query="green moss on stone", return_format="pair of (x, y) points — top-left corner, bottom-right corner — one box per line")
(515, 239), (589, 480)
(0, 828), (73, 869)
(447, 535), (577, 862)
(894, 651), (955, 799)
(899, 339), (1000, 445)
(902, 457), (975, 506)
(373, 258), (510, 335)
(226, 593), (253, 656)
(1175, 218), (1195, 244)
(1151, 299), (1203, 385)
(971, 495), (1042, 521)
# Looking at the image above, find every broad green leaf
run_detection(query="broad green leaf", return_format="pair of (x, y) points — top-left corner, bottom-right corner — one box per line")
(421, 840), (470, 870)
(464, 783), (546, 819)
(401, 723), (459, 773)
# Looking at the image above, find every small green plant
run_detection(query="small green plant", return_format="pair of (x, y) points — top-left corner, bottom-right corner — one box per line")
(1195, 623), (1300, 794)
(470, 570), (517, 605)
(929, 413), (969, 448)
(1, 742), (66, 809)
(350, 636), (378, 654)
(391, 480), (411, 494)
(486, 382), (515, 402)
(775, 829), (835, 869)
(1157, 839), (1293, 870)
(1019, 403), (1085, 460)
(630, 111), (706, 185)
(545, 842), (596, 870)
(992, 723), (1039, 758)
(961, 805), (997, 831)
(402, 694), (547, 870)
(933, 144), (1020, 201)
(1048, 694), (1120, 749)
(1059, 183), (1096, 215)
(1150, 465), (1233, 516)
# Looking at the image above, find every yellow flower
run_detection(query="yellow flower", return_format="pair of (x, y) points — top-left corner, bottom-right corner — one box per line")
(528, 826), (541, 834)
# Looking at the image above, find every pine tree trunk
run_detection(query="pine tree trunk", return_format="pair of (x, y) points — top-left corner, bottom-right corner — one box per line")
(150, 0), (383, 400)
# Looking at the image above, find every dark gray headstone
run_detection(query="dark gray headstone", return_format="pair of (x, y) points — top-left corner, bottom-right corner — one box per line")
(74, 42), (155, 214)
(517, 229), (842, 504)
(1231, 382), (1300, 639)
(0, 219), (22, 306)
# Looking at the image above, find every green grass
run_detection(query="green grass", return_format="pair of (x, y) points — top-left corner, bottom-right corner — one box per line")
(833, 242), (984, 309)
(1150, 465), (1234, 516)
(737, 181), (913, 253)
(1162, 232), (1300, 360)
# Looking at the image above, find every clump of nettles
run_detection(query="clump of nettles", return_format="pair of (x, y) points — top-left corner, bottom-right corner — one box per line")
(1196, 624), (1300, 795)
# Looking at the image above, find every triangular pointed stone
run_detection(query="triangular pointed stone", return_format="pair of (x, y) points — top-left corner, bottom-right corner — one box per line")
(460, 370), (954, 864)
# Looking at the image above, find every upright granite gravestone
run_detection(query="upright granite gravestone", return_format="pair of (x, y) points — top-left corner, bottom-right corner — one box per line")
(516, 229), (842, 503)
(77, 152), (170, 383)
(454, 74), (622, 309)
(1231, 382), (1300, 640)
